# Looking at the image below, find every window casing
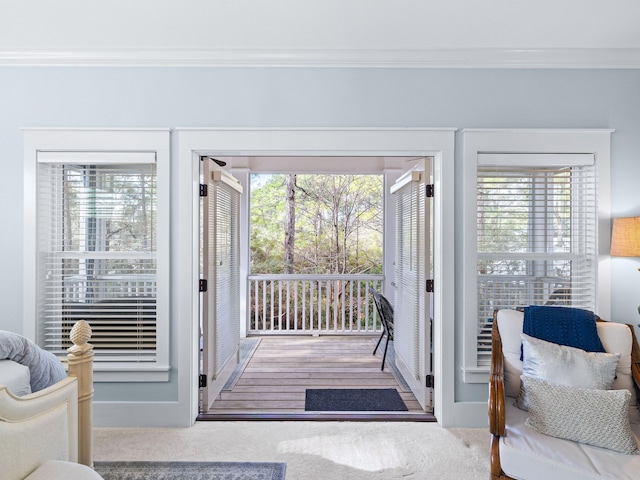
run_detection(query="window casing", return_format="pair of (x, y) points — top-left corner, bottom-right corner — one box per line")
(462, 130), (611, 383)
(24, 130), (170, 381)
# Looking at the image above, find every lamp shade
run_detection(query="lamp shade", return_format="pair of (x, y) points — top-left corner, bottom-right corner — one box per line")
(611, 217), (640, 257)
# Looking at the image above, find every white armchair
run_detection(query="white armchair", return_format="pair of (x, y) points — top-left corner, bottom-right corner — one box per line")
(489, 309), (640, 480)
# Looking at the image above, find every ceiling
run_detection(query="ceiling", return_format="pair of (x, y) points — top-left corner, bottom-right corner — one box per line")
(2, 1), (640, 67)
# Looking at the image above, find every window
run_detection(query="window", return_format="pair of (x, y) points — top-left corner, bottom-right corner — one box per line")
(462, 130), (611, 382)
(476, 158), (596, 364)
(24, 130), (169, 381)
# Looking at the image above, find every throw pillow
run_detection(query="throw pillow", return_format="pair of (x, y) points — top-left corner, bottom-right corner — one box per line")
(517, 333), (619, 410)
(522, 376), (639, 455)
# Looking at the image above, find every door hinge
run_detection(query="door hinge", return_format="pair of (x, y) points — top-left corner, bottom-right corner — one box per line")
(425, 184), (434, 198)
(199, 374), (207, 388)
(199, 184), (208, 197)
(426, 374), (434, 388)
(199, 279), (208, 292)
(426, 279), (434, 292)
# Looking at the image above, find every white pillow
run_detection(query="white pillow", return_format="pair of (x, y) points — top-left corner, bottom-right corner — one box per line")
(523, 376), (639, 455)
(517, 333), (620, 411)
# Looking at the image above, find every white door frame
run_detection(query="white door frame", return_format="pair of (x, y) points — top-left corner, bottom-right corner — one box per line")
(176, 128), (456, 426)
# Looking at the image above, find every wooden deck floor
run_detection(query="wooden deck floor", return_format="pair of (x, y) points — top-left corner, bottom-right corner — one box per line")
(200, 335), (434, 421)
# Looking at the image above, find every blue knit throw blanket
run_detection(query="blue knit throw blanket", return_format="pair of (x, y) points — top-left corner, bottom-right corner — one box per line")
(521, 305), (605, 360)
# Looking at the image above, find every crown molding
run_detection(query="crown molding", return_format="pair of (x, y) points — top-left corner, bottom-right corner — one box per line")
(1, 47), (640, 68)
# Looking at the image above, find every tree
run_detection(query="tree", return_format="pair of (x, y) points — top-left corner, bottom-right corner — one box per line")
(283, 174), (296, 274)
(250, 174), (383, 275)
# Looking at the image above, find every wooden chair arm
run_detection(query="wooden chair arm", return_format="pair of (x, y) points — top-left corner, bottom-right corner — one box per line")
(489, 310), (506, 437)
(627, 323), (640, 400)
(489, 310), (516, 480)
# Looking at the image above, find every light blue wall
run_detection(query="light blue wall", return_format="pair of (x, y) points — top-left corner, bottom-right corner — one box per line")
(2, 67), (640, 405)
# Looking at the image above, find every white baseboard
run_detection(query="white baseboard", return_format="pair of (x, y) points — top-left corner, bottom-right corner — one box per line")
(448, 401), (489, 428)
(94, 401), (193, 428)
(94, 399), (489, 428)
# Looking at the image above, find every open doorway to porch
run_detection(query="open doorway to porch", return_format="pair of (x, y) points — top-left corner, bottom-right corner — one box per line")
(176, 128), (456, 427)
(198, 156), (434, 420)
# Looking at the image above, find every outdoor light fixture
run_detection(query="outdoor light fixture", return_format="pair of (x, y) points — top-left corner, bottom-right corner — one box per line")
(610, 216), (640, 319)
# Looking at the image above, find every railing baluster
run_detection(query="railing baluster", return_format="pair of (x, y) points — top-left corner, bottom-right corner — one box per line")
(341, 279), (346, 332)
(325, 281), (330, 332)
(320, 280), (323, 331)
(365, 280), (370, 331)
(294, 280), (299, 331)
(254, 280), (258, 330)
(302, 280), (306, 332)
(335, 279), (339, 331)
(309, 282), (315, 331)
(284, 280), (287, 330)
(278, 281), (283, 331)
(270, 280), (274, 331)
(261, 280), (266, 331)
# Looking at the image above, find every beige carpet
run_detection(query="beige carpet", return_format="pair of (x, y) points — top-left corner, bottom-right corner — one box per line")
(94, 422), (490, 479)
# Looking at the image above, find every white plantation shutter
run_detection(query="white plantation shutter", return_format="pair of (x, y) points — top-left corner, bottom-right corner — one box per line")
(201, 167), (242, 392)
(475, 155), (597, 366)
(36, 153), (158, 362)
(393, 172), (424, 379)
(213, 177), (241, 376)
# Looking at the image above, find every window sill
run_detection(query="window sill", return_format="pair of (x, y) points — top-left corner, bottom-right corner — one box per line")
(93, 365), (171, 382)
(462, 366), (490, 383)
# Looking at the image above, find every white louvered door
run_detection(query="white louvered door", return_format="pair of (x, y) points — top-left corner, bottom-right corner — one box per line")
(201, 159), (243, 411)
(391, 159), (433, 412)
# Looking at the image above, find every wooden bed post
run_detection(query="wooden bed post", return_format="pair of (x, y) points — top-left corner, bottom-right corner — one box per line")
(67, 320), (95, 468)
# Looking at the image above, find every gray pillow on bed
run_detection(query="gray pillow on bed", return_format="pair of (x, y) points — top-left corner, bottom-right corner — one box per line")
(0, 359), (32, 396)
(0, 330), (66, 392)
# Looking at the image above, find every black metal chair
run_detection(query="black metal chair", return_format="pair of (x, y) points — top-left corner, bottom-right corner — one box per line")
(370, 288), (394, 371)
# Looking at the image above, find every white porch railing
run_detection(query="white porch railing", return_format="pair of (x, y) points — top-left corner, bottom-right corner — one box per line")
(248, 274), (384, 335)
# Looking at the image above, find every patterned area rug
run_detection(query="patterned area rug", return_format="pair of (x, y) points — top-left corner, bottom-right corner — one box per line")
(94, 461), (286, 480)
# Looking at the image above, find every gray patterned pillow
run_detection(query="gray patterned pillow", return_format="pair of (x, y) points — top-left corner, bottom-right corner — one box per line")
(523, 375), (639, 455)
(517, 333), (620, 411)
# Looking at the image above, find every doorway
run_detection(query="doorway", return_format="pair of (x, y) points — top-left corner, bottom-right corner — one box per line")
(177, 128), (455, 426)
(199, 160), (432, 418)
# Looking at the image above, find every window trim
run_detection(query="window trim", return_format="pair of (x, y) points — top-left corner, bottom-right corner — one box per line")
(23, 128), (171, 382)
(462, 129), (612, 383)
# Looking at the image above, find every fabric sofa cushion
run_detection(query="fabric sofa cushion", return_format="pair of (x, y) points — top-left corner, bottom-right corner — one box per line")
(501, 397), (640, 480)
(522, 376), (639, 455)
(517, 334), (619, 411)
(496, 309), (525, 398)
(596, 321), (640, 424)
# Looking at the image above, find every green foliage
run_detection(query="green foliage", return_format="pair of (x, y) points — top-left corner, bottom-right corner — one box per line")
(250, 174), (383, 274)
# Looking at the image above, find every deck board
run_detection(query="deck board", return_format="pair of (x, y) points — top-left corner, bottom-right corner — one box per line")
(204, 336), (430, 418)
